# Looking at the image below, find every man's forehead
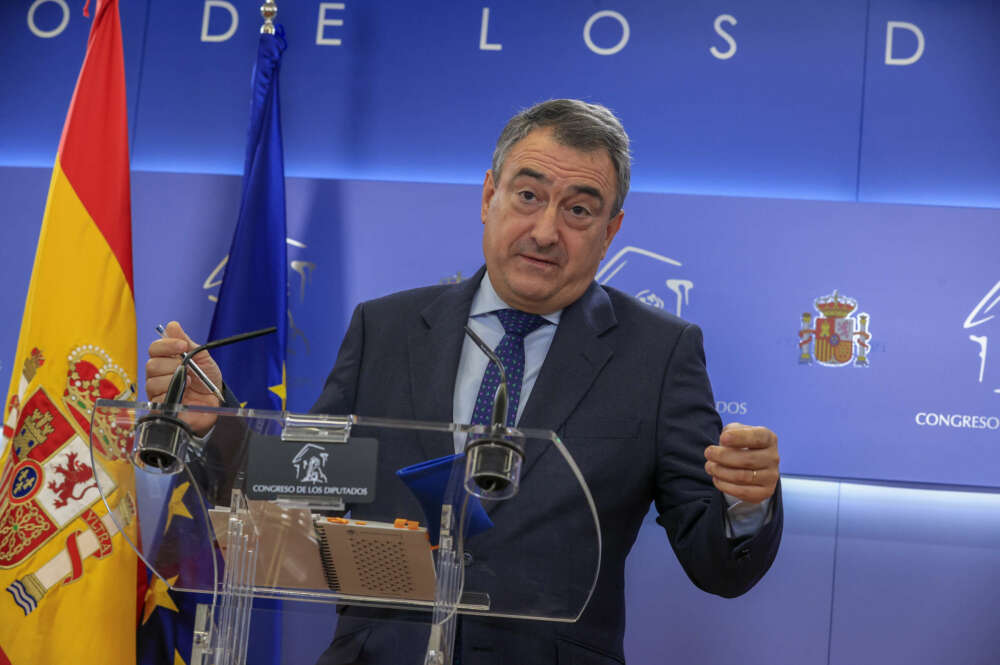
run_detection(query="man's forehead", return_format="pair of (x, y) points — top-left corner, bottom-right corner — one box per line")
(501, 129), (615, 190)
(506, 127), (606, 160)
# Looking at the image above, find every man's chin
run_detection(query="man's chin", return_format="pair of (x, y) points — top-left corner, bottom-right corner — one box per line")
(502, 285), (555, 313)
(506, 279), (579, 314)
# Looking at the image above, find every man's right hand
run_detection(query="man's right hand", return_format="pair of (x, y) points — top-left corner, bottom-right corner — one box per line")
(145, 321), (223, 435)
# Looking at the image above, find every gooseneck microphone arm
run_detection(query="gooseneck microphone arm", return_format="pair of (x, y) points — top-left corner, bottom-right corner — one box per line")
(162, 326), (279, 410)
(463, 324), (508, 429)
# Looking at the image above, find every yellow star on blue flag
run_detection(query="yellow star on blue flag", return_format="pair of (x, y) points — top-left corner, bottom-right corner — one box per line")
(163, 481), (193, 533)
(268, 363), (287, 409)
(142, 574), (180, 625)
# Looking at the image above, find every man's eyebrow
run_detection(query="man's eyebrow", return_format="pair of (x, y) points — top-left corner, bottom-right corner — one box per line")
(511, 167), (549, 183)
(511, 169), (606, 206)
(570, 184), (604, 206)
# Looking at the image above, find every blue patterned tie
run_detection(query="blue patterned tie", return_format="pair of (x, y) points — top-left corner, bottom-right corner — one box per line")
(470, 309), (549, 427)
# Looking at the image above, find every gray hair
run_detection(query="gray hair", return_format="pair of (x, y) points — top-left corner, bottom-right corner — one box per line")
(491, 99), (631, 217)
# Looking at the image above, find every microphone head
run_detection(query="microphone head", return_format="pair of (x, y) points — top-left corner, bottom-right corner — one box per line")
(463, 435), (524, 501)
(132, 414), (192, 475)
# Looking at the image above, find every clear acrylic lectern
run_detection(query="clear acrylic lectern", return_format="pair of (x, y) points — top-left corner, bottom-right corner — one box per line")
(90, 399), (601, 665)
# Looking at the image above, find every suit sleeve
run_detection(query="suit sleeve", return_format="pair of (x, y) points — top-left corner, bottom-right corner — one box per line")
(311, 303), (365, 415)
(653, 323), (782, 598)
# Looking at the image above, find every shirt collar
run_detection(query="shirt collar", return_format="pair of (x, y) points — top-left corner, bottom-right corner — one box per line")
(470, 271), (563, 326)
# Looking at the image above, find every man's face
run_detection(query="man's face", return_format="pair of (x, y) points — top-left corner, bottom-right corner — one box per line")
(481, 128), (624, 314)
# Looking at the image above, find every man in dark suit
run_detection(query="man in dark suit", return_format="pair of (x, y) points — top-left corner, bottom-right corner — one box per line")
(147, 99), (782, 664)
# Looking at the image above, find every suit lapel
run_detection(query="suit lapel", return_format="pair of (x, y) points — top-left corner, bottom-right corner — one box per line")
(407, 267), (485, 461)
(516, 282), (617, 478)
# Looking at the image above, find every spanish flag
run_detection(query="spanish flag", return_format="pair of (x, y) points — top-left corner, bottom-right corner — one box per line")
(0, 0), (139, 663)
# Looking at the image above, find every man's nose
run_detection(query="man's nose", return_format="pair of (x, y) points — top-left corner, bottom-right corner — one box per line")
(530, 204), (559, 247)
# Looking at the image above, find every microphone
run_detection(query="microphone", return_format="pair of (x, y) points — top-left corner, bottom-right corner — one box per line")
(461, 325), (524, 501)
(132, 326), (278, 475)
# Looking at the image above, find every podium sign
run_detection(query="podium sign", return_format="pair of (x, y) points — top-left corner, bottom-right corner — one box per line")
(245, 435), (378, 503)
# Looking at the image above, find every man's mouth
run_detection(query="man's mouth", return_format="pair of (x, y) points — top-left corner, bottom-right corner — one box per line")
(517, 253), (560, 268)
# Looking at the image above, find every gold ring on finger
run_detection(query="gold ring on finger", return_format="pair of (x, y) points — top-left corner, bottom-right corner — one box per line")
(752, 469), (758, 483)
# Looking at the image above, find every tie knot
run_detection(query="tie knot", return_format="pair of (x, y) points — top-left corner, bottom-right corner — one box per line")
(495, 309), (548, 337)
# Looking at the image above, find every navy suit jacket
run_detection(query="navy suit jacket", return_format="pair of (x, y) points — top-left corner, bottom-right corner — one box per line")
(313, 267), (782, 665)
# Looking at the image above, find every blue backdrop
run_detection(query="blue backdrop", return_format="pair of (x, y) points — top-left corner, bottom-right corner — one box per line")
(1, 1), (999, 664)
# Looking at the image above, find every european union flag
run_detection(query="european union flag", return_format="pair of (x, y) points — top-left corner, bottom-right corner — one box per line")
(209, 24), (289, 411)
(138, 25), (290, 665)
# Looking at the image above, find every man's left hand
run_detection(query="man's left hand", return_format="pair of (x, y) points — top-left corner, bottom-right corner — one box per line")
(704, 423), (780, 504)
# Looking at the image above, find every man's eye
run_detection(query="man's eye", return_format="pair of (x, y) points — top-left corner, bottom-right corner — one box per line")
(570, 205), (592, 217)
(518, 191), (536, 202)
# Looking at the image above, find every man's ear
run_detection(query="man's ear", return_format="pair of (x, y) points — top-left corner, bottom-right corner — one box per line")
(481, 170), (497, 224)
(601, 209), (624, 258)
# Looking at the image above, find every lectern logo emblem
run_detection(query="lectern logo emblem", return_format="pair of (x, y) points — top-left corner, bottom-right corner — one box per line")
(292, 443), (329, 483)
(798, 290), (872, 367)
